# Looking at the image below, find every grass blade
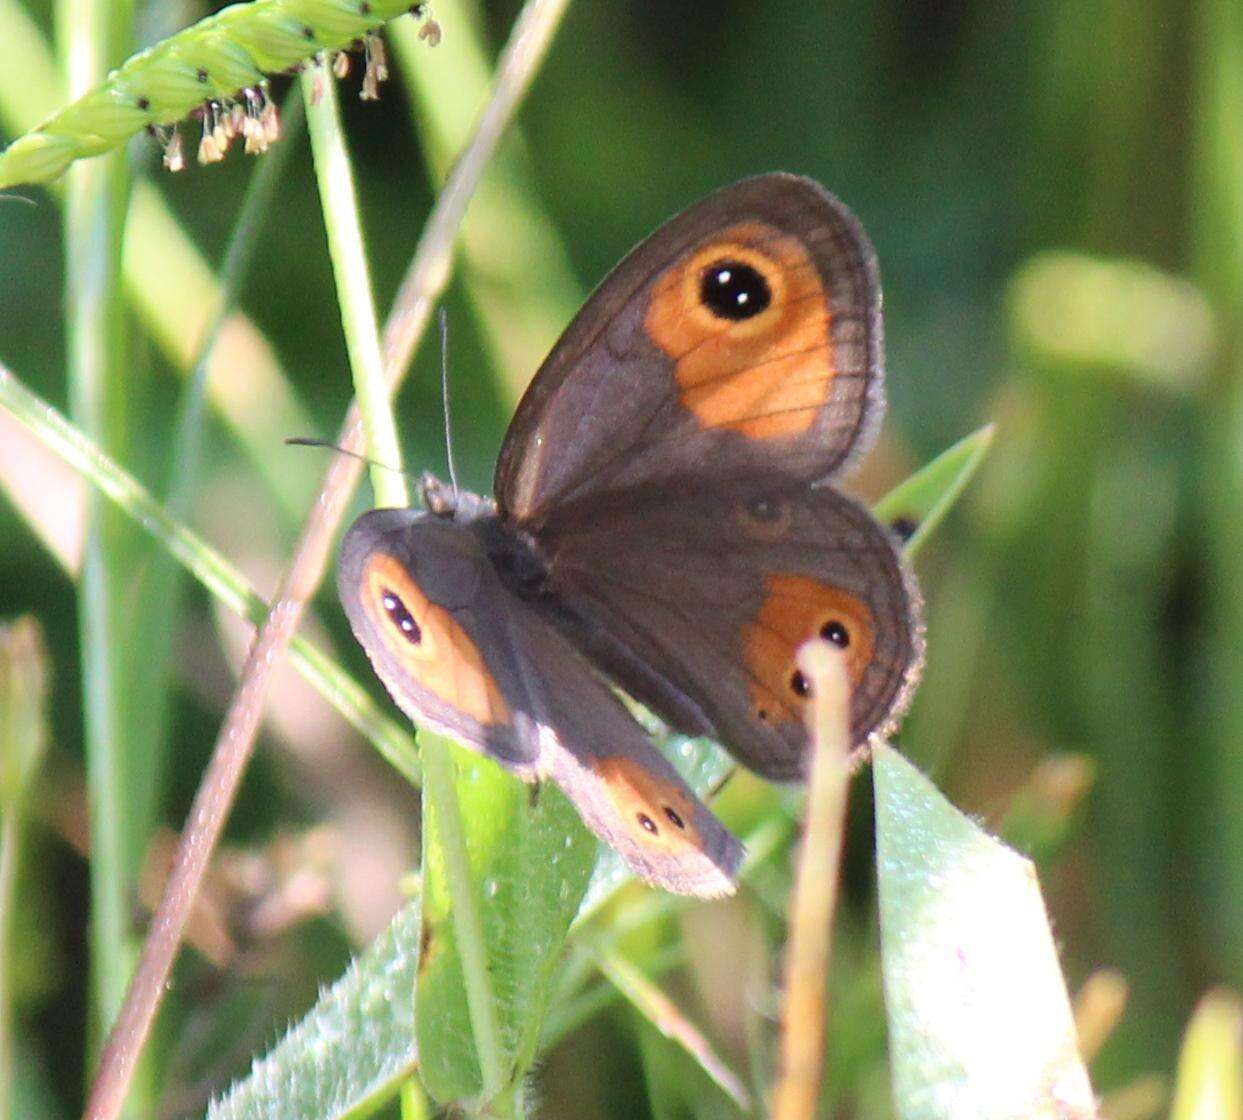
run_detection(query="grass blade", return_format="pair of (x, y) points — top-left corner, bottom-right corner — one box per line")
(58, 0), (140, 1060)
(417, 746), (596, 1107)
(0, 617), (50, 1120)
(1170, 989), (1242, 1120)
(873, 423), (995, 559)
(0, 361), (421, 786)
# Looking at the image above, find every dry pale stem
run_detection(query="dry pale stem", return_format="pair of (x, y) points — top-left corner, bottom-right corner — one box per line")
(771, 641), (852, 1120)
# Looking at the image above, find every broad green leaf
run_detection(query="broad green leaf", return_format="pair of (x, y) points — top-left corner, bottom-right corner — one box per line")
(873, 744), (1095, 1120)
(206, 900), (422, 1120)
(873, 424), (995, 559)
(417, 740), (597, 1105)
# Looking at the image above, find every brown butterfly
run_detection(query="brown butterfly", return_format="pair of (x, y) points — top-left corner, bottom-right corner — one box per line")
(338, 173), (924, 897)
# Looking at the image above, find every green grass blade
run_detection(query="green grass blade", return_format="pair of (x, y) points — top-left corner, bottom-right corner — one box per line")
(1169, 989), (1243, 1120)
(0, 361), (421, 788)
(59, 0), (139, 1056)
(873, 744), (1095, 1119)
(0, 617), (50, 1120)
(873, 424), (995, 560)
(127, 92), (306, 932)
(300, 47), (519, 1111)
(206, 900), (423, 1120)
(1191, 0), (1243, 985)
(304, 66), (406, 509)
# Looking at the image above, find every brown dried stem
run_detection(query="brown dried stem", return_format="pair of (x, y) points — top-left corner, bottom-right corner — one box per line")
(771, 641), (853, 1120)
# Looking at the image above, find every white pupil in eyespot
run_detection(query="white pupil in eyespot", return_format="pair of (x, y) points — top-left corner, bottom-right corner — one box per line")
(717, 268), (748, 307)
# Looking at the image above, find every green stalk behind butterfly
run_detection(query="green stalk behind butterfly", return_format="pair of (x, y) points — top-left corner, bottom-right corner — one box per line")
(0, 0), (438, 190)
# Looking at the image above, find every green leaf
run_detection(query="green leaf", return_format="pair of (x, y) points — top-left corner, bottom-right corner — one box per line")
(417, 740), (597, 1106)
(873, 424), (995, 559)
(873, 744), (1095, 1120)
(206, 900), (422, 1120)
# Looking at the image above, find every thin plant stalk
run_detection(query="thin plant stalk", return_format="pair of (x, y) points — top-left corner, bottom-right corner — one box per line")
(303, 65), (406, 507)
(58, 0), (137, 1063)
(771, 642), (853, 1120)
(596, 947), (751, 1110)
(81, 1), (572, 1116)
(0, 811), (19, 1120)
(1192, 0), (1243, 982)
(420, 745), (509, 1101)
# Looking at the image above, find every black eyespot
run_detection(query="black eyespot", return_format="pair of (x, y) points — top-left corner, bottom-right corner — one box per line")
(890, 515), (919, 543)
(637, 813), (658, 834)
(380, 589), (421, 644)
(790, 670), (811, 697)
(196, 68), (208, 82)
(303, 24), (316, 38)
(664, 806), (685, 830)
(137, 96), (150, 111)
(411, 1), (426, 13)
(757, 707), (769, 722)
(700, 259), (771, 321)
(821, 621), (850, 649)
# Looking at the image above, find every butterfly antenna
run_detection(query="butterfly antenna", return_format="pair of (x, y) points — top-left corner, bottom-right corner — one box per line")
(439, 307), (460, 503)
(285, 436), (419, 481)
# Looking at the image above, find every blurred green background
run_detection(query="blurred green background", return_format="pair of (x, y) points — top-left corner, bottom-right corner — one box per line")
(0, 0), (1240, 1116)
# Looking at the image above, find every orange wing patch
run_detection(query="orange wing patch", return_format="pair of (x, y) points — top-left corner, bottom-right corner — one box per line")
(363, 553), (509, 726)
(593, 755), (706, 850)
(644, 221), (833, 440)
(741, 574), (875, 726)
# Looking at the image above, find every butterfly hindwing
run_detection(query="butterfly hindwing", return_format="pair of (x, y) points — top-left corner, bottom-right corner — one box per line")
(532, 484), (924, 780)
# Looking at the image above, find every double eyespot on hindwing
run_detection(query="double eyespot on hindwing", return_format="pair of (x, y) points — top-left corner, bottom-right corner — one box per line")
(0, 0), (440, 190)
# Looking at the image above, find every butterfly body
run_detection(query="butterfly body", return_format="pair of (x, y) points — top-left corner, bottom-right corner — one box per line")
(339, 174), (924, 896)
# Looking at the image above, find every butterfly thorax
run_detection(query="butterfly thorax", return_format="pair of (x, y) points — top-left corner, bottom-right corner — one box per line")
(420, 473), (554, 603)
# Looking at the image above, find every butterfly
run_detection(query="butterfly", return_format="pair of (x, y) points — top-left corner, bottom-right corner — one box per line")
(337, 173), (924, 897)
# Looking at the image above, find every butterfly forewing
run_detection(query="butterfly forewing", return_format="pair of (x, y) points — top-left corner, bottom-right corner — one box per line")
(495, 173), (884, 524)
(338, 509), (742, 896)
